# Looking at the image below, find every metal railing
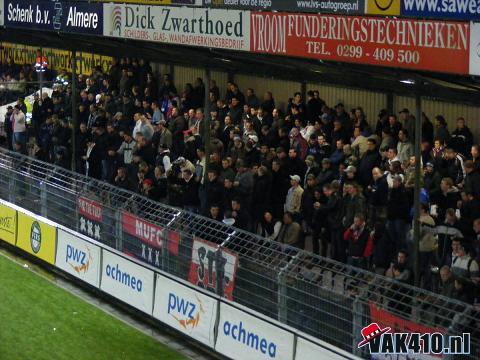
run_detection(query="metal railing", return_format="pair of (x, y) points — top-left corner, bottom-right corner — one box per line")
(0, 148), (478, 358)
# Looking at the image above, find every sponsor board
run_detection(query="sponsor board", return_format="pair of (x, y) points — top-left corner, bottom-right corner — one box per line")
(16, 212), (56, 265)
(0, 42), (112, 74)
(55, 229), (101, 287)
(250, 12), (470, 74)
(470, 22), (480, 75)
(215, 302), (295, 360)
(103, 4), (250, 51)
(0, 204), (16, 245)
(122, 211), (180, 268)
(401, 0), (480, 20)
(204, 0), (365, 15)
(152, 274), (217, 347)
(366, 0), (400, 15)
(77, 197), (103, 241)
(4, 0), (103, 34)
(188, 237), (239, 300)
(100, 249), (155, 314)
(296, 336), (357, 359)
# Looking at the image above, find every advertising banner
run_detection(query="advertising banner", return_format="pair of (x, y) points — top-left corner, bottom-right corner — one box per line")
(122, 211), (180, 268)
(77, 197), (103, 242)
(100, 249), (155, 314)
(16, 212), (56, 265)
(152, 274), (217, 347)
(96, 0), (202, 5)
(401, 0), (480, 20)
(250, 12), (470, 74)
(470, 22), (480, 75)
(56, 229), (101, 288)
(103, 4), (250, 51)
(369, 302), (445, 360)
(204, 0), (364, 15)
(188, 237), (239, 300)
(0, 42), (113, 74)
(216, 302), (295, 360)
(4, 0), (103, 34)
(0, 204), (16, 245)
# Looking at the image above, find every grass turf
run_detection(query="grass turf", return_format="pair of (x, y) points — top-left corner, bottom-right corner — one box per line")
(0, 254), (186, 360)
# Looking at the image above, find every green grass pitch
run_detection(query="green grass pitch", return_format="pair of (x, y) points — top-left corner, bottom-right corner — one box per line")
(0, 254), (186, 360)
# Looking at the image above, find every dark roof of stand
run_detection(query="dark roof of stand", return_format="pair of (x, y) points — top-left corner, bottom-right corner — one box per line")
(2, 28), (480, 105)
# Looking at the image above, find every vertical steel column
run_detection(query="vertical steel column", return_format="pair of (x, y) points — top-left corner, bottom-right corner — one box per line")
(204, 67), (211, 175)
(71, 50), (78, 172)
(413, 88), (422, 288)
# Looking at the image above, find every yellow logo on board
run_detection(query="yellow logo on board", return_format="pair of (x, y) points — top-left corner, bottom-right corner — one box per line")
(366, 0), (400, 15)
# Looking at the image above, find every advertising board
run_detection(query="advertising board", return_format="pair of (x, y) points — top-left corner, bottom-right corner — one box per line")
(0, 0), (4, 26)
(204, 0), (365, 15)
(122, 211), (180, 268)
(95, 0), (202, 5)
(250, 12), (470, 74)
(55, 229), (101, 288)
(0, 203), (16, 245)
(469, 22), (480, 75)
(100, 249), (155, 314)
(16, 211), (56, 265)
(188, 237), (239, 300)
(401, 0), (480, 20)
(215, 302), (295, 360)
(103, 4), (250, 51)
(4, 0), (103, 34)
(152, 274), (217, 347)
(296, 336), (357, 359)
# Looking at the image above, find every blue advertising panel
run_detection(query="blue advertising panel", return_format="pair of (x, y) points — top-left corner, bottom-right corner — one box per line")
(401, 0), (480, 20)
(4, 0), (103, 34)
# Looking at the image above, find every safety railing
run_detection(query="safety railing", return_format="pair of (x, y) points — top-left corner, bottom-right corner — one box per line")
(0, 148), (478, 358)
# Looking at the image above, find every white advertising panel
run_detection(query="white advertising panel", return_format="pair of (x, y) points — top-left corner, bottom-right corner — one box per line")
(215, 302), (294, 360)
(153, 274), (217, 348)
(469, 22), (480, 76)
(55, 229), (101, 288)
(296, 337), (358, 360)
(103, 4), (249, 51)
(100, 249), (154, 314)
(0, 0), (4, 26)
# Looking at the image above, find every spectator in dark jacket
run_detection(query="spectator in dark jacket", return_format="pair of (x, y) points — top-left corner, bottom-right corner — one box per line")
(386, 176), (410, 253)
(450, 117), (473, 158)
(462, 160), (480, 199)
(358, 138), (381, 186)
(180, 168), (200, 213)
(321, 182), (345, 262)
(366, 167), (389, 225)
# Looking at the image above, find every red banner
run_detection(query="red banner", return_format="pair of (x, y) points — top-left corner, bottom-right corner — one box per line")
(188, 237), (238, 300)
(369, 302), (445, 360)
(78, 197), (103, 222)
(250, 12), (470, 74)
(122, 211), (179, 256)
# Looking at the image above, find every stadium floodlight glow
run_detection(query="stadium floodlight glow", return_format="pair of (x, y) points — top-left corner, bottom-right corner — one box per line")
(400, 79), (415, 85)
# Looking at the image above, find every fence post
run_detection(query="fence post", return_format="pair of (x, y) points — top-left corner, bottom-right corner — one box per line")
(277, 271), (288, 324)
(8, 171), (16, 204)
(40, 180), (47, 217)
(114, 209), (123, 252)
(352, 297), (364, 357)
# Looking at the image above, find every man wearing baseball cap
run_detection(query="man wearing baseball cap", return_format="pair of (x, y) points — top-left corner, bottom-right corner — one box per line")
(284, 175), (304, 220)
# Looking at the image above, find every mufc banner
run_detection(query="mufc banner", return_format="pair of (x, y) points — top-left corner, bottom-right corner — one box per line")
(77, 197), (103, 241)
(250, 12), (470, 75)
(121, 211), (180, 268)
(188, 237), (238, 300)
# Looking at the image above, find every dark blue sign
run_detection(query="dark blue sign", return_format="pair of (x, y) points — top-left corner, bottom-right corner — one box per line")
(401, 0), (480, 20)
(4, 0), (103, 34)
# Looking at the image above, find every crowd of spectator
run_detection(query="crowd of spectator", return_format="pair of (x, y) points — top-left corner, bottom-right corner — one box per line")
(1, 56), (479, 305)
